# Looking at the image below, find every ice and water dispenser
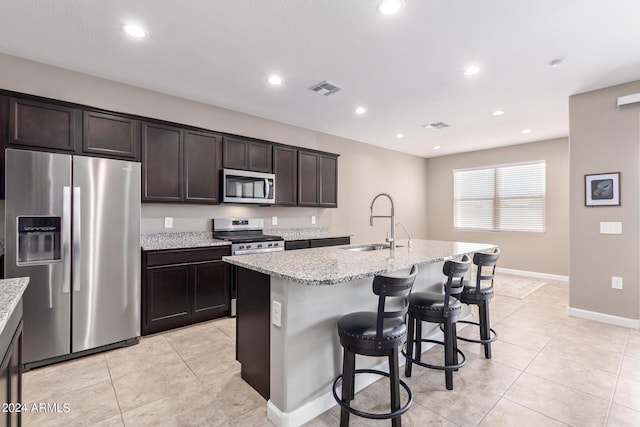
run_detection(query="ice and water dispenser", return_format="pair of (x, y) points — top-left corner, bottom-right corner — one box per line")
(17, 217), (62, 264)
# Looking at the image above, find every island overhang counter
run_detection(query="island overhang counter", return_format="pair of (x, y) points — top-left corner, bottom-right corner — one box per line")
(223, 239), (496, 427)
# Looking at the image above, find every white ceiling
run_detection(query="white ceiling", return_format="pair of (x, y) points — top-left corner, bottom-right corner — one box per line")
(1, 1), (639, 158)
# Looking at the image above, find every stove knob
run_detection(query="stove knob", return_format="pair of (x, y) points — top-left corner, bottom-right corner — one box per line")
(246, 244), (252, 249)
(257, 244), (263, 248)
(239, 245), (245, 250)
(267, 243), (273, 247)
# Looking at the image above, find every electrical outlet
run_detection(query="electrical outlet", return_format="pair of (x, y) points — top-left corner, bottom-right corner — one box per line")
(600, 222), (622, 234)
(164, 217), (173, 228)
(272, 216), (278, 225)
(272, 300), (282, 327)
(311, 215), (316, 225)
(612, 276), (623, 290)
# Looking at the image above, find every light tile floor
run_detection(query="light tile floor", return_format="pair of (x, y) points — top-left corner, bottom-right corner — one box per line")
(22, 274), (640, 426)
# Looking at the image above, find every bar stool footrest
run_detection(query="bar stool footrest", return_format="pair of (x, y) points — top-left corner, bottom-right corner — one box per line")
(450, 320), (498, 344)
(402, 339), (467, 371)
(332, 368), (413, 420)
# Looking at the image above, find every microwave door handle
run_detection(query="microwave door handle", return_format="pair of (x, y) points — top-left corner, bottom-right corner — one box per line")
(265, 179), (269, 198)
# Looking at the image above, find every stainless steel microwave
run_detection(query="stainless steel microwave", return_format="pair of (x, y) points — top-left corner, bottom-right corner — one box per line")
(222, 169), (275, 204)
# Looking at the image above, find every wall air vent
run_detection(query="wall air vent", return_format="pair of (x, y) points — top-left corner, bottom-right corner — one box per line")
(423, 122), (450, 130)
(309, 81), (342, 96)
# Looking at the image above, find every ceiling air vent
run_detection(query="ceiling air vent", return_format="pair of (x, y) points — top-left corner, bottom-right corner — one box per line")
(309, 81), (342, 96)
(423, 122), (450, 130)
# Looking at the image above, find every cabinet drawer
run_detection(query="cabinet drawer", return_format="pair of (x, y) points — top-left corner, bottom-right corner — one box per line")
(309, 236), (351, 248)
(145, 246), (231, 267)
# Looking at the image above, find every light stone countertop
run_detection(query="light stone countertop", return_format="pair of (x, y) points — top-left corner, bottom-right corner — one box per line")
(0, 277), (29, 336)
(141, 232), (230, 251)
(223, 239), (496, 285)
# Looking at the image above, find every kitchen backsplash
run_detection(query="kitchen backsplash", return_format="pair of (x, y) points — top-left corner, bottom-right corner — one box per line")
(140, 203), (332, 234)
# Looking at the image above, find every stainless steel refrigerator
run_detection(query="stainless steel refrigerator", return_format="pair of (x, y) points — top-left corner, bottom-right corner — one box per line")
(4, 148), (141, 369)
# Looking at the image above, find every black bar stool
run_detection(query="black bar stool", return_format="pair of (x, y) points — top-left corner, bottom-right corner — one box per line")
(455, 248), (500, 358)
(332, 265), (418, 427)
(404, 255), (470, 390)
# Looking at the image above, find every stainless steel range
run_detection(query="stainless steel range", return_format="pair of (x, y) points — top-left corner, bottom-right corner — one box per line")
(213, 218), (285, 255)
(214, 218), (284, 317)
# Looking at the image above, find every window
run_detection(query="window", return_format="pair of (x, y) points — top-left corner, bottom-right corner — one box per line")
(453, 161), (546, 232)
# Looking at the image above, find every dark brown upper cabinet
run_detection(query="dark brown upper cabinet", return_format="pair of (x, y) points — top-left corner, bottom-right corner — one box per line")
(83, 110), (140, 160)
(273, 145), (297, 206)
(8, 97), (80, 152)
(223, 136), (272, 173)
(298, 150), (339, 208)
(0, 95), (8, 200)
(141, 122), (221, 204)
(142, 122), (183, 202)
(183, 130), (221, 203)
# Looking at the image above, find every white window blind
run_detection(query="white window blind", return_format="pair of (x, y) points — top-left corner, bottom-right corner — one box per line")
(454, 161), (546, 232)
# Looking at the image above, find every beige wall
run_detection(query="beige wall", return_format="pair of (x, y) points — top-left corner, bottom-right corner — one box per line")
(0, 53), (428, 243)
(426, 138), (569, 276)
(569, 80), (640, 320)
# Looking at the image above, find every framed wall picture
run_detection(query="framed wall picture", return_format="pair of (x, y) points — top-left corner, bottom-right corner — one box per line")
(585, 172), (620, 206)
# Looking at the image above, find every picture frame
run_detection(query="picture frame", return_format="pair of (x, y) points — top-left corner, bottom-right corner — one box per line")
(585, 172), (620, 206)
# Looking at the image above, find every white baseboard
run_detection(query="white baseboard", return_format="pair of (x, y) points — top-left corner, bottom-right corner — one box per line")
(567, 306), (640, 329)
(266, 317), (473, 427)
(496, 267), (568, 282)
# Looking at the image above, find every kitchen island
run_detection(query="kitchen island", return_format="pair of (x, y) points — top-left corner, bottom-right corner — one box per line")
(223, 240), (495, 427)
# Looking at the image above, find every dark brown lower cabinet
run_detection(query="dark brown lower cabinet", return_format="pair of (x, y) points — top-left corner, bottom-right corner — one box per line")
(285, 236), (350, 251)
(142, 247), (231, 335)
(0, 313), (22, 427)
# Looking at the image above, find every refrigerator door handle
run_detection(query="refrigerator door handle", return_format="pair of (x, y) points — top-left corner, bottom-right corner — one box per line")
(62, 186), (72, 296)
(72, 186), (82, 292)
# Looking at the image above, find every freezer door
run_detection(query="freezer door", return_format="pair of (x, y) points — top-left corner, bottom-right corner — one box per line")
(72, 156), (141, 353)
(5, 149), (72, 364)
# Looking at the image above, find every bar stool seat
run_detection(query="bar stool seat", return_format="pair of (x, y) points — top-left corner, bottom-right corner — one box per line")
(404, 255), (470, 390)
(333, 265), (418, 427)
(455, 248), (500, 359)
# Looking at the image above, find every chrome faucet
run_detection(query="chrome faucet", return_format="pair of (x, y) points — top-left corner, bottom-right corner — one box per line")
(395, 222), (412, 248)
(369, 193), (395, 252)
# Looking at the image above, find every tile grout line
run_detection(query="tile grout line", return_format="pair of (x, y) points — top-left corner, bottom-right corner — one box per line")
(103, 353), (127, 426)
(603, 332), (629, 426)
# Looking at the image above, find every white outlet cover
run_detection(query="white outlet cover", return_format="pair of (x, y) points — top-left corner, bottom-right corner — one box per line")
(612, 276), (623, 289)
(311, 215), (316, 224)
(272, 300), (282, 327)
(164, 217), (173, 228)
(272, 216), (278, 225)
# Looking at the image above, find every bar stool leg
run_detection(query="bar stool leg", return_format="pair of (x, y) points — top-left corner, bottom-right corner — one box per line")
(479, 301), (492, 359)
(415, 321), (422, 362)
(340, 349), (356, 427)
(405, 315), (415, 377)
(389, 347), (402, 427)
(443, 321), (454, 390)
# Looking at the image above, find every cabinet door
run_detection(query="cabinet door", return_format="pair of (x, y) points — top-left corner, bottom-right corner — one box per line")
(222, 136), (249, 170)
(191, 261), (230, 322)
(273, 146), (297, 205)
(83, 111), (140, 160)
(184, 130), (221, 203)
(319, 154), (338, 207)
(8, 325), (21, 427)
(223, 137), (272, 172)
(0, 341), (9, 427)
(144, 265), (191, 335)
(142, 122), (183, 202)
(0, 96), (7, 200)
(248, 141), (272, 172)
(9, 97), (79, 152)
(298, 150), (319, 206)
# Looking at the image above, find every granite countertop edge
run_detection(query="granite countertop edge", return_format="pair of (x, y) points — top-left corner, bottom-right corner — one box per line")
(141, 239), (231, 251)
(222, 240), (496, 286)
(0, 277), (29, 335)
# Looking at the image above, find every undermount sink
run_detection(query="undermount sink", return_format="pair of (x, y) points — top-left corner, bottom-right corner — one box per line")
(343, 243), (403, 252)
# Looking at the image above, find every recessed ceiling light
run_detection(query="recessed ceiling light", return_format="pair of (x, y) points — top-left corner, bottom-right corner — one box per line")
(423, 122), (449, 130)
(395, 133), (404, 139)
(522, 129), (532, 134)
(355, 106), (367, 115)
(464, 66), (480, 76)
(377, 0), (404, 15)
(268, 75), (283, 85)
(123, 24), (147, 38)
(433, 145), (441, 150)
(492, 110), (505, 116)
